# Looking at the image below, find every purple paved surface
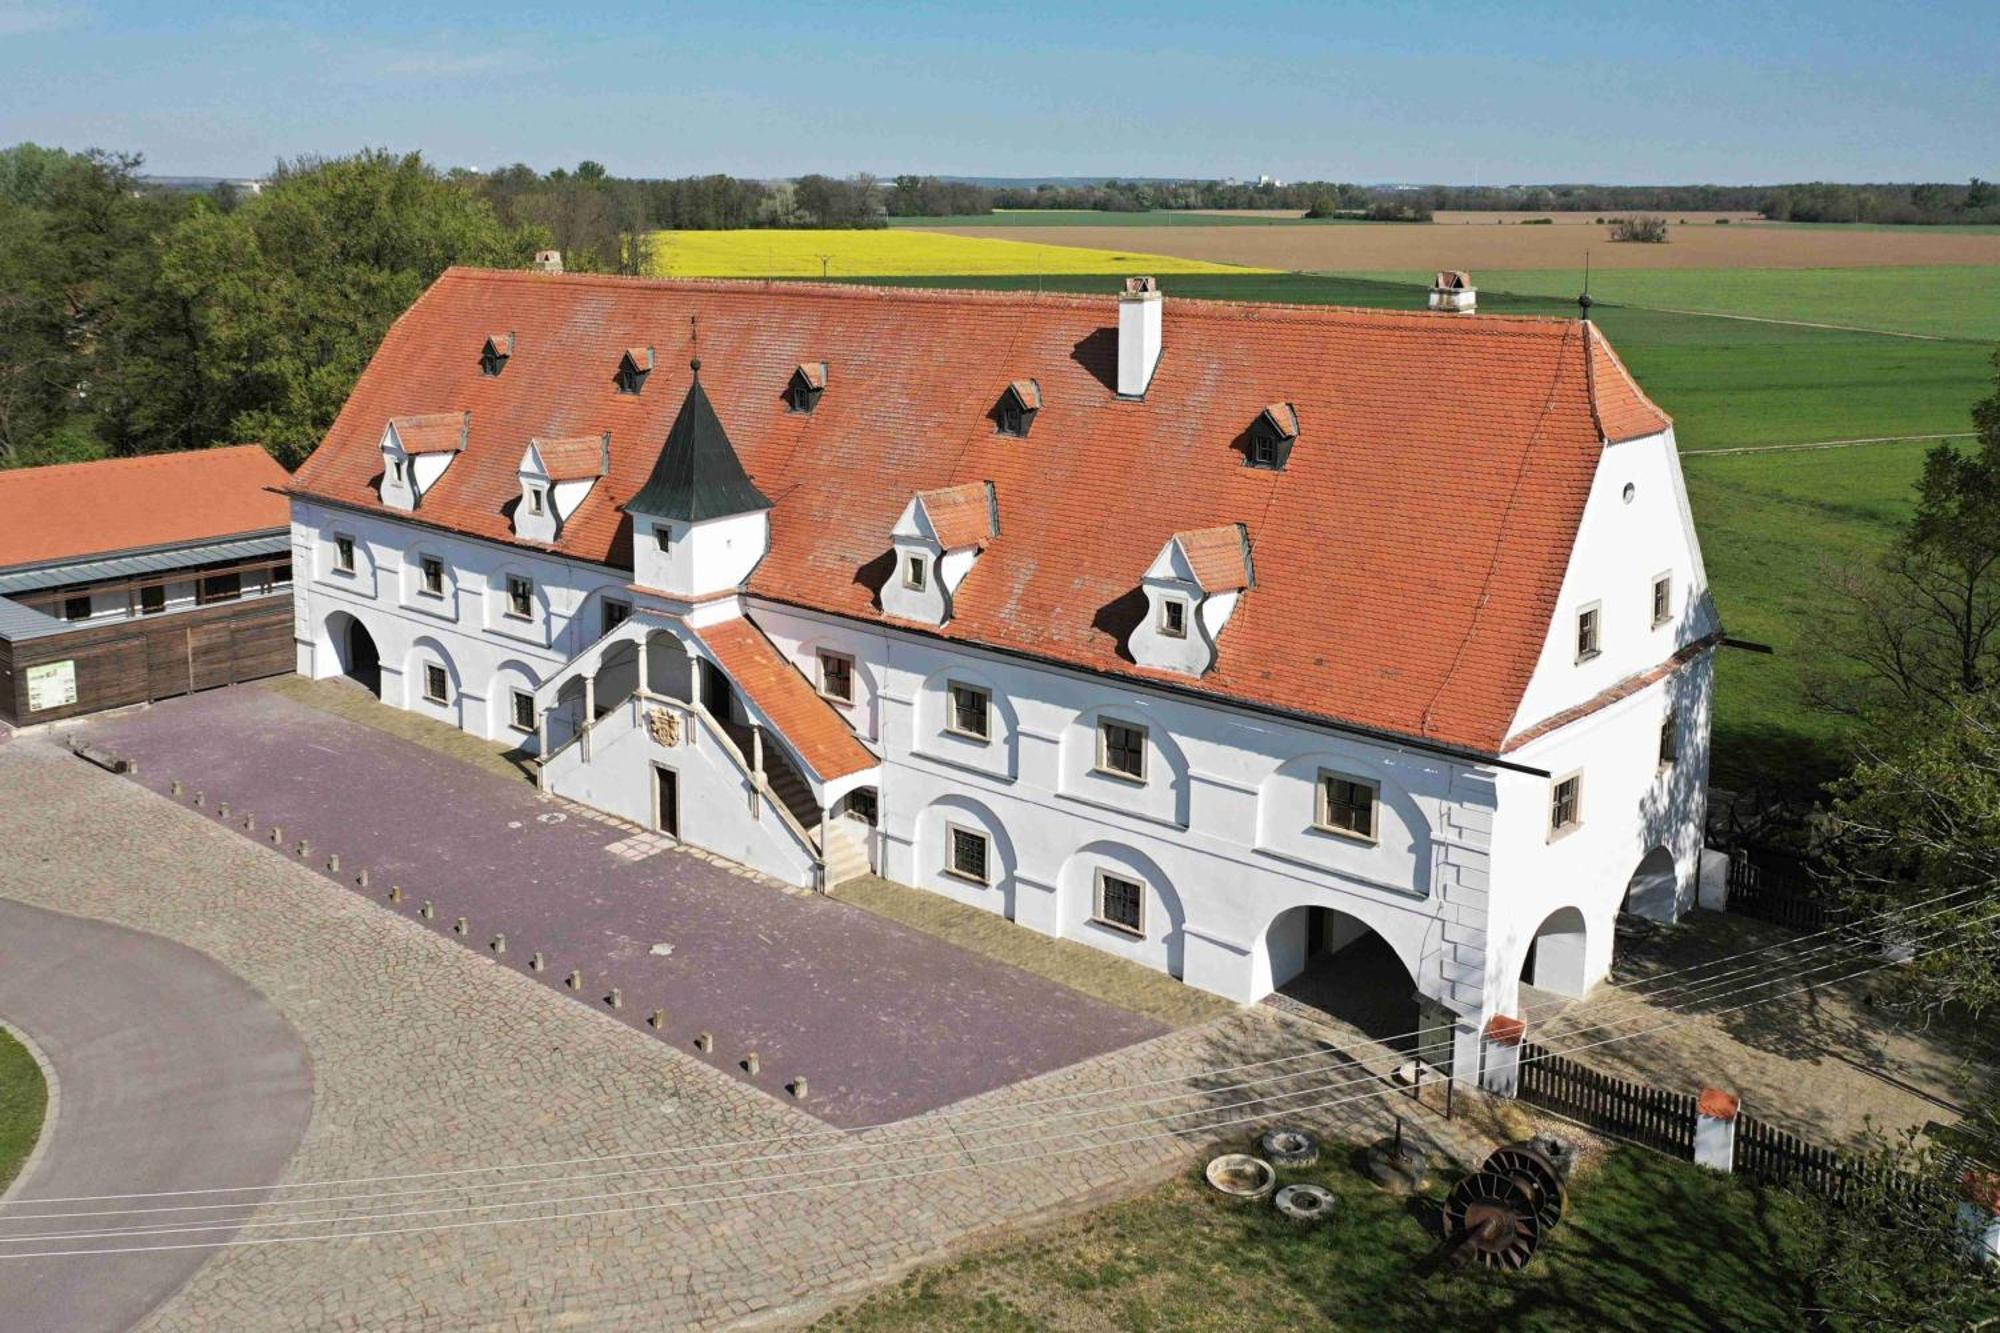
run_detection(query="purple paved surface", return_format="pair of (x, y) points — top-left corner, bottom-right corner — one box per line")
(80, 687), (1164, 1128)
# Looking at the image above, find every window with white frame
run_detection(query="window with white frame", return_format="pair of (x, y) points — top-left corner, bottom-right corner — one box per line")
(1575, 603), (1601, 662)
(1315, 771), (1378, 841)
(1652, 572), (1673, 628)
(1159, 597), (1187, 639)
(903, 553), (928, 591)
(333, 534), (356, 574)
(1550, 772), (1582, 836)
(1093, 870), (1144, 935)
(423, 663), (449, 704)
(511, 689), (535, 732)
(419, 555), (444, 597)
(505, 574), (533, 620)
(818, 650), (855, 704)
(1097, 719), (1147, 781)
(527, 487), (545, 516)
(947, 681), (991, 741)
(946, 824), (990, 884)
(653, 524), (673, 553)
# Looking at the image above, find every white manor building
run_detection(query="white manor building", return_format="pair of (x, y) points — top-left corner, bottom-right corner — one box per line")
(286, 268), (1718, 1073)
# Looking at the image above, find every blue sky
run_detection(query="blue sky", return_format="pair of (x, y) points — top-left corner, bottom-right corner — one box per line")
(2, 1), (1994, 182)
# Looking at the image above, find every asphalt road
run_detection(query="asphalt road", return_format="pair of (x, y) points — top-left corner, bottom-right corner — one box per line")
(0, 897), (313, 1333)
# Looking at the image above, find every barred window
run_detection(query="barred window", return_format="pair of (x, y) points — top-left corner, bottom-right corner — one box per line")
(947, 825), (990, 884)
(1094, 871), (1144, 935)
(424, 663), (449, 704)
(511, 690), (535, 732)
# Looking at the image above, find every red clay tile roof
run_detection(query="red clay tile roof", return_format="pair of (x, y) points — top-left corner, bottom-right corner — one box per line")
(291, 269), (1662, 754)
(532, 434), (608, 482)
(1586, 324), (1672, 444)
(1176, 524), (1252, 592)
(390, 411), (470, 454)
(696, 616), (878, 781)
(0, 446), (290, 571)
(1697, 1088), (1741, 1121)
(919, 482), (997, 551)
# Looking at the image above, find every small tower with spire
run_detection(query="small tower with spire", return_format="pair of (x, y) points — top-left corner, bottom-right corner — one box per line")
(625, 356), (772, 601)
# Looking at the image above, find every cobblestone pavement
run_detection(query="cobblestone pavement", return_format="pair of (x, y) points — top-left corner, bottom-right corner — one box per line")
(0, 730), (1486, 1330)
(76, 686), (1164, 1127)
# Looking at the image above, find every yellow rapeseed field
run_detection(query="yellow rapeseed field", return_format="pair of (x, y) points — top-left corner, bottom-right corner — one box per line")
(643, 229), (1266, 278)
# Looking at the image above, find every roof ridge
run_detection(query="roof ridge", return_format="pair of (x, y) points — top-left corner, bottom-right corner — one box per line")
(437, 266), (1588, 337)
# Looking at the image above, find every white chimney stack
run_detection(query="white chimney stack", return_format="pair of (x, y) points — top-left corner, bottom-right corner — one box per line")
(1117, 276), (1163, 398)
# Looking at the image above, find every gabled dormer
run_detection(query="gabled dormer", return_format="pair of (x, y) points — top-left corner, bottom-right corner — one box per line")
(616, 346), (654, 396)
(1245, 403), (1299, 470)
(788, 362), (827, 414)
(378, 411), (470, 512)
(515, 432), (610, 543)
(996, 379), (1040, 438)
(1130, 523), (1254, 676)
(882, 481), (999, 626)
(624, 359), (773, 600)
(481, 332), (514, 376)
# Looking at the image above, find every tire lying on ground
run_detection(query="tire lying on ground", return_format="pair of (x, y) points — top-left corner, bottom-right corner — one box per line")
(1205, 1153), (1277, 1201)
(1273, 1183), (1337, 1227)
(1258, 1126), (1321, 1167)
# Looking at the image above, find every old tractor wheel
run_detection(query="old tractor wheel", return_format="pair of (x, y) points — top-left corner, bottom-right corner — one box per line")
(1444, 1169), (1544, 1270)
(1484, 1144), (1569, 1230)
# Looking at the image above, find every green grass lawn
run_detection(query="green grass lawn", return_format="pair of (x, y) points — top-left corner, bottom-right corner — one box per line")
(0, 1025), (47, 1194)
(1330, 266), (2000, 342)
(812, 1146), (1824, 1332)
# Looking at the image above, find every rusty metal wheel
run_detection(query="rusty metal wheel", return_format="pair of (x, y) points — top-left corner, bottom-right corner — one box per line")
(1444, 1169), (1544, 1270)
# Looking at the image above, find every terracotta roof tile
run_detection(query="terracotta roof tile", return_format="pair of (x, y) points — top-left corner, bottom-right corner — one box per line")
(0, 446), (289, 571)
(1176, 524), (1252, 592)
(696, 617), (877, 781)
(1587, 324), (1671, 444)
(532, 434), (608, 482)
(919, 482), (997, 551)
(291, 269), (1633, 754)
(390, 411), (470, 454)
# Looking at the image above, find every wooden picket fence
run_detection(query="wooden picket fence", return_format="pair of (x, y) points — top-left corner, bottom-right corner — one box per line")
(1517, 1042), (1697, 1160)
(1723, 851), (1844, 932)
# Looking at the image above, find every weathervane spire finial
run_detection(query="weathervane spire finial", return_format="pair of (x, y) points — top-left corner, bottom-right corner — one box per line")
(1578, 250), (1593, 322)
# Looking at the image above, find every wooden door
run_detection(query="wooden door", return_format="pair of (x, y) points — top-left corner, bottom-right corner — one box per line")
(655, 767), (679, 838)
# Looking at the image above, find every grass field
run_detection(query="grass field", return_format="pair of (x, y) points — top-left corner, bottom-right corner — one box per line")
(1344, 265), (2000, 341)
(813, 1146), (1827, 1332)
(0, 1025), (47, 1194)
(644, 229), (1264, 278)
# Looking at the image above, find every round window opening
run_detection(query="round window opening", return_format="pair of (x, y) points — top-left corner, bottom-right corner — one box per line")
(1622, 482), (1637, 504)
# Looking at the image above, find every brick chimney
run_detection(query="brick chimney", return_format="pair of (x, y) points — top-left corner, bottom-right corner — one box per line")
(533, 249), (564, 274)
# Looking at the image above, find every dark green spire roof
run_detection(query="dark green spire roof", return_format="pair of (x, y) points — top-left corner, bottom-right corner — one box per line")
(626, 364), (772, 522)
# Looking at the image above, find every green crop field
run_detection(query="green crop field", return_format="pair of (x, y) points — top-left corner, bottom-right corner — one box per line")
(842, 270), (1987, 791)
(1333, 265), (2000, 341)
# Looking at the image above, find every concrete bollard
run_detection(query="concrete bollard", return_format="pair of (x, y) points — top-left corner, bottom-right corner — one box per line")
(491, 934), (507, 955)
(742, 1051), (760, 1077)
(1479, 1014), (1527, 1097)
(566, 969), (583, 990)
(269, 825), (283, 845)
(1695, 1088), (1740, 1173)
(296, 840), (310, 858)
(453, 916), (468, 935)
(789, 1076), (808, 1100)
(193, 790), (205, 807)
(388, 884), (403, 903)
(420, 900), (434, 920)
(529, 951), (545, 972)
(243, 813), (256, 832)
(648, 1008), (666, 1030)
(606, 988), (622, 1009)
(327, 853), (340, 873)
(356, 868), (369, 889)
(694, 1032), (713, 1053)
(217, 802), (230, 820)
(170, 780), (183, 797)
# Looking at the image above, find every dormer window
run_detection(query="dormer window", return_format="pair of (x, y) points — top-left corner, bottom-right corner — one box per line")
(481, 332), (513, 376)
(997, 379), (1041, 438)
(788, 362), (827, 414)
(527, 486), (545, 516)
(390, 457), (406, 485)
(1159, 598), (1187, 639)
(1246, 402), (1300, 470)
(616, 346), (653, 396)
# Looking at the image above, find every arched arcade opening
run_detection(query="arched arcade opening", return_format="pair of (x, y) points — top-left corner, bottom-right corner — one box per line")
(1521, 906), (1590, 999)
(1263, 904), (1420, 1047)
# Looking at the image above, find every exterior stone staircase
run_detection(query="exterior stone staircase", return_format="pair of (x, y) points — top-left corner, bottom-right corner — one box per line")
(821, 818), (873, 888)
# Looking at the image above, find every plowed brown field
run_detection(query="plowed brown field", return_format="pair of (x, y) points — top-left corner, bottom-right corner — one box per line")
(916, 220), (2000, 271)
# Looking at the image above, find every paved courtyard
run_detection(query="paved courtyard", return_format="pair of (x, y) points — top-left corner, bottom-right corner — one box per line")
(76, 685), (1164, 1128)
(0, 730), (1475, 1329)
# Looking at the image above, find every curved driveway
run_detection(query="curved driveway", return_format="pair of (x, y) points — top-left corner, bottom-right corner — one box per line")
(0, 898), (312, 1333)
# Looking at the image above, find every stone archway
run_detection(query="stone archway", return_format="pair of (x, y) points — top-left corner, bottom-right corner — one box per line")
(1261, 904), (1419, 1046)
(1522, 906), (1590, 998)
(325, 610), (380, 696)
(1622, 846), (1679, 922)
